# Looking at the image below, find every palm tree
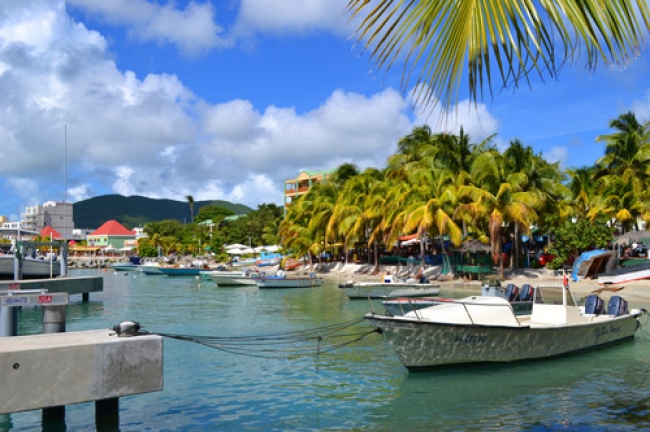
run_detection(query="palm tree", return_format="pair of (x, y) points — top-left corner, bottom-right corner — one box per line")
(186, 195), (195, 223)
(329, 168), (385, 264)
(346, 1), (650, 111)
(400, 168), (463, 265)
(503, 140), (568, 267)
(462, 150), (541, 276)
(594, 112), (650, 231)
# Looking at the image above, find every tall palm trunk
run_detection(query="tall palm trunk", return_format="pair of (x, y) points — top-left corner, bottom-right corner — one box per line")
(514, 223), (520, 269)
(373, 243), (379, 274)
(419, 233), (426, 270)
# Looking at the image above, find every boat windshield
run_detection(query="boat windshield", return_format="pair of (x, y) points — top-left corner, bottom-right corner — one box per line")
(534, 284), (577, 307)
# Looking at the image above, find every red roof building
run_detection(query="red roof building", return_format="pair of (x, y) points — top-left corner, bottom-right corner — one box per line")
(40, 226), (63, 240)
(87, 220), (137, 250)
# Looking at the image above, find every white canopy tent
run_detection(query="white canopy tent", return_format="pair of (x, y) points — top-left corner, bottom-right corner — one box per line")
(226, 247), (255, 255)
(254, 245), (280, 253)
(225, 243), (249, 250)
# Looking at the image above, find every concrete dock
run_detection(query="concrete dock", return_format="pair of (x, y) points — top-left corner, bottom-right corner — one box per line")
(0, 329), (163, 415)
(0, 276), (103, 301)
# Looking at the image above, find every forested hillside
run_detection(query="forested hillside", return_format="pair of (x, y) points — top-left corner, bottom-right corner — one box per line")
(73, 194), (252, 229)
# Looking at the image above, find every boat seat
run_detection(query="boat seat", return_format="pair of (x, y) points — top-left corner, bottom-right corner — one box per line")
(504, 284), (519, 302)
(584, 294), (605, 315)
(518, 284), (534, 302)
(607, 295), (628, 316)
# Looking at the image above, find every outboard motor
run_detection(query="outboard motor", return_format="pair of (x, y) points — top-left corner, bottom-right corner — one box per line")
(519, 284), (534, 302)
(608, 295), (628, 316)
(504, 284), (519, 302)
(585, 294), (605, 315)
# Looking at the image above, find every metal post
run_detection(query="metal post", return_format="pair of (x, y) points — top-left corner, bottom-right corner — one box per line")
(62, 241), (68, 278)
(13, 246), (23, 281)
(42, 305), (66, 333)
(42, 305), (66, 421)
(95, 397), (119, 430)
(0, 307), (17, 337)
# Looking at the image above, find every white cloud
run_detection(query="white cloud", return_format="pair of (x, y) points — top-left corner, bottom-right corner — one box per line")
(67, 183), (92, 202)
(236, 0), (352, 35)
(631, 89), (650, 121)
(68, 0), (229, 55)
(545, 146), (568, 165)
(0, 0), (505, 216)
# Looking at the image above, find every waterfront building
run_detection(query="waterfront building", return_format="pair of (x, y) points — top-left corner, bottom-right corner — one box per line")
(22, 201), (74, 240)
(86, 220), (136, 251)
(284, 170), (333, 212)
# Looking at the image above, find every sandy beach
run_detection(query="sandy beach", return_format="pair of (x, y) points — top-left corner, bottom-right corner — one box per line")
(290, 262), (650, 306)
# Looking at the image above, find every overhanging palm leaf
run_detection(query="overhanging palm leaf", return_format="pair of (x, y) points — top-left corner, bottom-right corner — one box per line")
(347, 0), (650, 110)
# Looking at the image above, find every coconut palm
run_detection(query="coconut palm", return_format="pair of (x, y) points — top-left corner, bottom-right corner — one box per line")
(400, 168), (463, 265)
(588, 176), (647, 232)
(462, 150), (541, 276)
(503, 140), (568, 267)
(329, 167), (385, 264)
(346, 0), (650, 111)
(567, 166), (598, 217)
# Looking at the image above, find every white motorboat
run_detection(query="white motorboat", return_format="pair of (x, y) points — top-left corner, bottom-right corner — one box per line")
(597, 262), (650, 284)
(339, 274), (440, 299)
(365, 282), (644, 370)
(382, 282), (535, 316)
(203, 269), (258, 286)
(0, 254), (61, 279)
(139, 263), (164, 275)
(256, 274), (322, 288)
(111, 256), (142, 272)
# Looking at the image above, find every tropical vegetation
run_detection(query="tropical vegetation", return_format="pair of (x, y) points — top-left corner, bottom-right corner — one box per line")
(279, 112), (650, 275)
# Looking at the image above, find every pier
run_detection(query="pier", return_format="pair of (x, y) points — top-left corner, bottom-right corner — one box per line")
(0, 276), (162, 429)
(0, 276), (104, 302)
(0, 330), (163, 426)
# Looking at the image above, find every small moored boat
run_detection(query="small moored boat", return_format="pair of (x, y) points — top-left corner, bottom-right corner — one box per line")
(365, 281), (644, 371)
(382, 282), (535, 316)
(203, 268), (258, 286)
(256, 273), (322, 289)
(0, 254), (61, 279)
(339, 274), (440, 299)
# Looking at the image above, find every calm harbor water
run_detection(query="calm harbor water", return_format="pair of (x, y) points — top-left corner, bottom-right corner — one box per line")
(4, 269), (650, 431)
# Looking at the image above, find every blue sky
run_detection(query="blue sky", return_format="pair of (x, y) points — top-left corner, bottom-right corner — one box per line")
(1, 0), (649, 226)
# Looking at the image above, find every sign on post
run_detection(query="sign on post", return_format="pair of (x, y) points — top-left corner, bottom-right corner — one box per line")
(0, 291), (68, 307)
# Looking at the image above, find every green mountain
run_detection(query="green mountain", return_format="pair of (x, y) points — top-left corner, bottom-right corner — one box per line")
(73, 194), (253, 229)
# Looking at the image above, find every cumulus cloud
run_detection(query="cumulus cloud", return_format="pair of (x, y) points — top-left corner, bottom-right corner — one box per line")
(68, 0), (229, 55)
(631, 89), (650, 121)
(235, 0), (352, 36)
(0, 0), (502, 218)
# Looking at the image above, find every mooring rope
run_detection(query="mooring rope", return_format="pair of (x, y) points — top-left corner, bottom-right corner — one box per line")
(134, 317), (380, 359)
(635, 309), (650, 340)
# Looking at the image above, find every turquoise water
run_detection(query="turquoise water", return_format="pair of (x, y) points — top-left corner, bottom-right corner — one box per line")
(4, 269), (650, 431)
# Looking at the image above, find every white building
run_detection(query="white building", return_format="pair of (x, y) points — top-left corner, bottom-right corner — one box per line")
(21, 201), (74, 239)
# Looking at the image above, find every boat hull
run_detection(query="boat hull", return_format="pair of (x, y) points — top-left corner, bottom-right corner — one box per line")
(256, 277), (322, 288)
(0, 256), (61, 279)
(157, 267), (205, 276)
(341, 283), (440, 299)
(598, 262), (650, 284)
(208, 273), (257, 286)
(111, 263), (140, 271)
(139, 265), (165, 275)
(365, 312), (640, 370)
